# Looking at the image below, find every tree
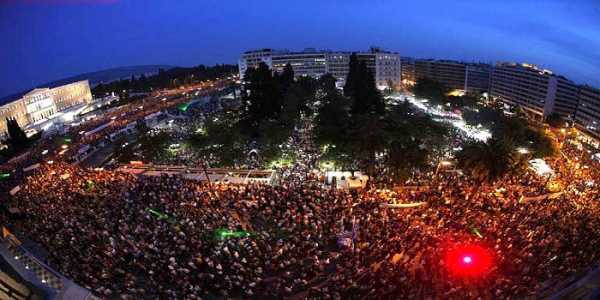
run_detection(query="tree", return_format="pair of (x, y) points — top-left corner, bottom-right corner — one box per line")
(546, 113), (566, 128)
(344, 53), (385, 115)
(241, 62), (283, 127)
(387, 138), (427, 181)
(278, 63), (295, 93)
(456, 138), (526, 182)
(5, 118), (29, 152)
(384, 79), (395, 96)
(412, 78), (448, 105)
(315, 88), (350, 147)
(347, 114), (387, 176)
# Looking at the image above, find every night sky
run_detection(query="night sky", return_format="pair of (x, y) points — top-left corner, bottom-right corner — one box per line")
(1, 0), (599, 97)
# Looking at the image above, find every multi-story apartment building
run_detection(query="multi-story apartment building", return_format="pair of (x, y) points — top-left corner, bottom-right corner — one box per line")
(490, 63), (580, 122)
(400, 57), (416, 87)
(238, 49), (274, 80)
(271, 49), (328, 78)
(465, 64), (492, 95)
(575, 86), (600, 140)
(490, 63), (556, 121)
(553, 76), (579, 119)
(403, 58), (492, 95)
(0, 80), (92, 137)
(239, 47), (401, 89)
(415, 59), (467, 92)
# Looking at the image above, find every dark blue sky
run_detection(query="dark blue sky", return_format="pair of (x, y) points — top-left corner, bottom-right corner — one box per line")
(1, 0), (599, 97)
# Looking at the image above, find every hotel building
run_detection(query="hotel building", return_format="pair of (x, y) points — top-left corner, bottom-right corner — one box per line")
(0, 80), (92, 137)
(575, 86), (600, 140)
(400, 57), (416, 87)
(464, 64), (492, 95)
(490, 63), (580, 121)
(414, 59), (467, 92)
(239, 47), (401, 89)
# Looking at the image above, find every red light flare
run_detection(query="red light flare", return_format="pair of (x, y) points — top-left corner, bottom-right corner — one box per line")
(444, 243), (494, 278)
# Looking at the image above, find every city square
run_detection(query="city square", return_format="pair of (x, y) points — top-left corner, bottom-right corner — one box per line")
(1, 1), (600, 299)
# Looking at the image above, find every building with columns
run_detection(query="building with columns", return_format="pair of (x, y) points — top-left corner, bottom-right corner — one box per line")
(0, 80), (92, 137)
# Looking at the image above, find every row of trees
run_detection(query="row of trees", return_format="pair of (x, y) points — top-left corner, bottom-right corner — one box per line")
(458, 104), (558, 182)
(92, 64), (238, 98)
(315, 54), (449, 179)
(412, 78), (478, 108)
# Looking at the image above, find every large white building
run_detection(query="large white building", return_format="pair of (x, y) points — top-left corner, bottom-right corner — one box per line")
(490, 63), (580, 121)
(0, 80), (92, 137)
(239, 47), (401, 89)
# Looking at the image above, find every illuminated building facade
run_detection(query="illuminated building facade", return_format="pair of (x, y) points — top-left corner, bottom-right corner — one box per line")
(400, 57), (416, 87)
(464, 64), (492, 95)
(0, 80), (92, 137)
(490, 63), (579, 121)
(575, 86), (600, 140)
(415, 59), (467, 91)
(239, 47), (401, 89)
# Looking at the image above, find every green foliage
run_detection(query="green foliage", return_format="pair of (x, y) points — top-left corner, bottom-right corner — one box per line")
(463, 107), (504, 128)
(447, 95), (478, 108)
(277, 63), (295, 93)
(315, 88), (350, 147)
(464, 106), (556, 159)
(92, 64), (237, 96)
(5, 118), (31, 154)
(242, 62), (283, 126)
(456, 138), (527, 182)
(134, 132), (172, 162)
(412, 78), (448, 105)
(382, 101), (450, 180)
(344, 53), (385, 115)
(545, 113), (566, 128)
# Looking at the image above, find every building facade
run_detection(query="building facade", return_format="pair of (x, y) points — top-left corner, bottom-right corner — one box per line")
(271, 50), (328, 79)
(465, 64), (492, 95)
(575, 86), (600, 140)
(553, 76), (579, 119)
(400, 57), (416, 87)
(52, 81), (93, 111)
(490, 63), (581, 122)
(490, 63), (556, 120)
(0, 80), (92, 137)
(22, 88), (57, 124)
(239, 47), (401, 89)
(415, 60), (467, 92)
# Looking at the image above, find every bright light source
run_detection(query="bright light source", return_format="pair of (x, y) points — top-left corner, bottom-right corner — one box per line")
(445, 243), (493, 277)
(517, 147), (529, 154)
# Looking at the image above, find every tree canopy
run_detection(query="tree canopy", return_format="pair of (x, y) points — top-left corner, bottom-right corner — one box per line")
(344, 53), (385, 115)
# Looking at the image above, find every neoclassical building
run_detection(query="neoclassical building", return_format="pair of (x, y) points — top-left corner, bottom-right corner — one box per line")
(0, 80), (92, 137)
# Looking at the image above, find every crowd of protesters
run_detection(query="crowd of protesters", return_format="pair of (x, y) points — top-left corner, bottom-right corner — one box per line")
(2, 126), (600, 299)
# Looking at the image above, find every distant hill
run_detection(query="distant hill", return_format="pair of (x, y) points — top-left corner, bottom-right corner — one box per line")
(0, 65), (177, 105)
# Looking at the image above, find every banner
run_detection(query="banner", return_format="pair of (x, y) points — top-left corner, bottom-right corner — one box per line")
(381, 202), (427, 208)
(9, 186), (21, 196)
(23, 163), (40, 172)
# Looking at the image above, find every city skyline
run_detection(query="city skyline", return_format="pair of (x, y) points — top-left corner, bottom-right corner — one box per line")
(1, 0), (599, 98)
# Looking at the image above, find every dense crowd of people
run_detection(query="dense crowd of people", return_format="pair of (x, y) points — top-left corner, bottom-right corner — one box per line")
(2, 84), (600, 298)
(2, 128), (600, 298)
